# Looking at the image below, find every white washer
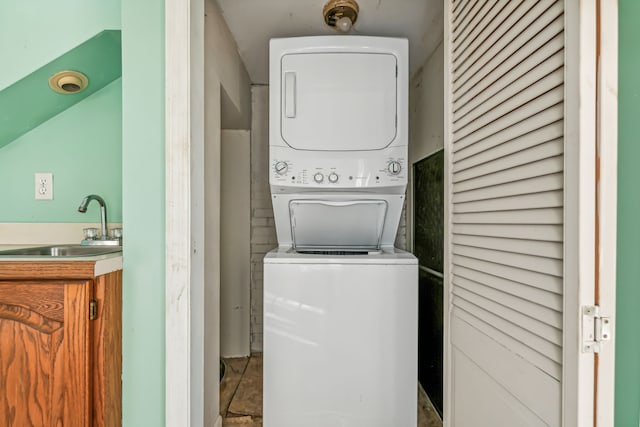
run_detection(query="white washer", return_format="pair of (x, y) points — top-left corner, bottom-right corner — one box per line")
(264, 248), (418, 427)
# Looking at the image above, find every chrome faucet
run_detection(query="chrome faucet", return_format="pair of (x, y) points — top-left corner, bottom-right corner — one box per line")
(78, 195), (121, 245)
(78, 194), (108, 238)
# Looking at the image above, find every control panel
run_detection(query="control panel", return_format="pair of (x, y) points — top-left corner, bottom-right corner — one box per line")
(270, 147), (408, 189)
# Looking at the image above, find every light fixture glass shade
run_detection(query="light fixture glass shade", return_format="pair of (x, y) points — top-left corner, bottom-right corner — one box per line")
(335, 16), (353, 32)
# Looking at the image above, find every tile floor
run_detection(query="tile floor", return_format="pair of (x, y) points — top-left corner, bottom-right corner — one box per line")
(221, 354), (442, 427)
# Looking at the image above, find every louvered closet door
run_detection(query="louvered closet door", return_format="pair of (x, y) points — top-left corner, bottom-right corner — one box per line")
(446, 1), (570, 426)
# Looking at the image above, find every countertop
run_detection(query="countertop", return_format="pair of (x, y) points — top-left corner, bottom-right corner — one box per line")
(0, 244), (123, 277)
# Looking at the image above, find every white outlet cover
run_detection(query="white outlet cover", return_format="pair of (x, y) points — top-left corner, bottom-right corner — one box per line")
(35, 172), (53, 200)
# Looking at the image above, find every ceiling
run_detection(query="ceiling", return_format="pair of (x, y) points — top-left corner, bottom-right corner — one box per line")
(215, 0), (443, 84)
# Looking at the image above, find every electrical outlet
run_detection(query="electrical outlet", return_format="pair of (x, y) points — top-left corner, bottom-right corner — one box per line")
(35, 173), (53, 200)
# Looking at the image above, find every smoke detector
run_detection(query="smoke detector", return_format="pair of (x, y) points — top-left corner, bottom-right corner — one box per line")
(49, 70), (89, 94)
(323, 0), (359, 32)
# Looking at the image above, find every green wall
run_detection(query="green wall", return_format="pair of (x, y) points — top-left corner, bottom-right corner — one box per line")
(0, 0), (122, 224)
(121, 0), (165, 424)
(0, 79), (122, 223)
(617, 1), (640, 426)
(0, 0), (120, 90)
(1, 0), (166, 423)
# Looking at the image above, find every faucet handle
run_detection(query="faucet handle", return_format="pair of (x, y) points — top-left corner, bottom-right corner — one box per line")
(83, 227), (99, 240)
(110, 228), (123, 240)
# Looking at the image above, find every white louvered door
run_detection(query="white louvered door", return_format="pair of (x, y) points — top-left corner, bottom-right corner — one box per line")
(443, 1), (611, 426)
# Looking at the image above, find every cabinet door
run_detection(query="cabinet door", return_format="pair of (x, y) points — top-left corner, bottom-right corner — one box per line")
(0, 280), (93, 427)
(92, 270), (122, 427)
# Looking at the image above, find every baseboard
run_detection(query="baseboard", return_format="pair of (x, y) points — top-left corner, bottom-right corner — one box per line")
(214, 414), (223, 427)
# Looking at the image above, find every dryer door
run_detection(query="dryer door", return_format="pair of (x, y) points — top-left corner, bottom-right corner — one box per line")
(280, 53), (397, 151)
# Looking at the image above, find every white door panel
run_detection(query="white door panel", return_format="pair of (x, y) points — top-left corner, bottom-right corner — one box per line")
(446, 0), (617, 425)
(444, 1), (591, 426)
(452, 349), (551, 427)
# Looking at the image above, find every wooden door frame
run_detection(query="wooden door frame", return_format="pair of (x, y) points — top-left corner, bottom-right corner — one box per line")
(164, 0), (212, 426)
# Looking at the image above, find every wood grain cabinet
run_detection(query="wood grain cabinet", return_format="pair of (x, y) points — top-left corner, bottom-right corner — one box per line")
(0, 261), (122, 427)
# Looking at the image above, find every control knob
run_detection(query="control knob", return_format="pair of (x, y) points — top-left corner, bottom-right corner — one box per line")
(388, 161), (402, 175)
(274, 161), (288, 175)
(328, 172), (339, 183)
(313, 172), (324, 183)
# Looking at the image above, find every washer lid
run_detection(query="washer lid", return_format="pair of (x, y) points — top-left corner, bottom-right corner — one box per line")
(264, 246), (418, 264)
(290, 199), (387, 250)
(280, 52), (397, 151)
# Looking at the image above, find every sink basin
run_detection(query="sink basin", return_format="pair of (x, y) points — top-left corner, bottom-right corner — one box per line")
(0, 245), (122, 257)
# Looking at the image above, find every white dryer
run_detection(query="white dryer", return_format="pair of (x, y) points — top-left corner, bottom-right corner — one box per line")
(269, 36), (410, 250)
(264, 36), (417, 427)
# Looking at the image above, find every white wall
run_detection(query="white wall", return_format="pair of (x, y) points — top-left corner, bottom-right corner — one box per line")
(249, 85), (277, 352)
(407, 41), (444, 249)
(409, 41), (444, 164)
(203, 0), (252, 423)
(204, 0), (251, 131)
(221, 130), (251, 357)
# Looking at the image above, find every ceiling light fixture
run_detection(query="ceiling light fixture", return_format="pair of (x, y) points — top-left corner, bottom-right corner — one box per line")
(48, 70), (89, 94)
(323, 0), (359, 33)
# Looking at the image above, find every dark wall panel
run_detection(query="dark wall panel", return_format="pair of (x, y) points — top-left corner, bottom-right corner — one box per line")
(413, 149), (444, 416)
(418, 269), (443, 415)
(413, 150), (444, 272)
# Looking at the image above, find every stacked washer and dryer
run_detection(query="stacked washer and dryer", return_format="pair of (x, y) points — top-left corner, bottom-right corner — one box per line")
(264, 36), (418, 427)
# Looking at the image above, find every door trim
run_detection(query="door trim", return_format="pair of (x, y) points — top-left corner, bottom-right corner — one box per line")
(564, 1), (618, 424)
(442, 1), (453, 423)
(563, 0), (596, 424)
(594, 0), (618, 423)
(165, 0), (206, 425)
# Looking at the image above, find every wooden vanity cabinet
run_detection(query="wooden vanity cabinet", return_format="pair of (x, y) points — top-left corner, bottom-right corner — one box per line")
(0, 261), (122, 427)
